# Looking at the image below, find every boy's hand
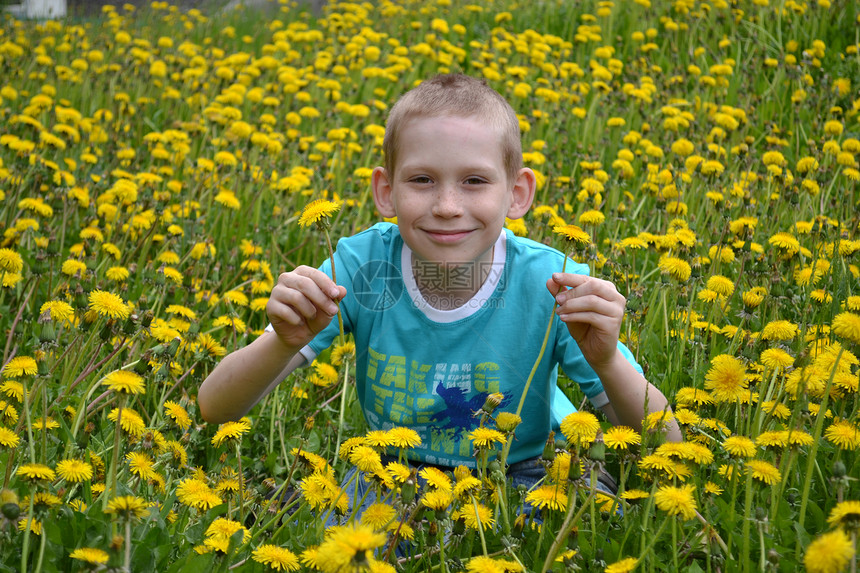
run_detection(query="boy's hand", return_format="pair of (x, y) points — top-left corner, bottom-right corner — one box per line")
(267, 266), (346, 350)
(547, 273), (625, 369)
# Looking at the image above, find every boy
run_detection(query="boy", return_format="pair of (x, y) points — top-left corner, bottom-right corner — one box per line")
(198, 74), (680, 476)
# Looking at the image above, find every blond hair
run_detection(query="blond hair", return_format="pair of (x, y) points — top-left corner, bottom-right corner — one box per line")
(382, 74), (523, 182)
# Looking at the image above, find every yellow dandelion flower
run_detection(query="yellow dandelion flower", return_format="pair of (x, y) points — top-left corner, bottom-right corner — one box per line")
(419, 467), (452, 491)
(104, 495), (149, 520)
(825, 420), (860, 450)
(349, 445), (383, 473)
(88, 290), (130, 320)
(176, 478), (223, 510)
(69, 547), (110, 565)
(605, 557), (639, 573)
(526, 485), (568, 511)
(0, 249), (24, 273)
(164, 400), (191, 430)
(603, 426), (641, 449)
(39, 300), (75, 322)
(17, 463), (55, 481)
(298, 199), (340, 228)
(2, 356), (37, 378)
(360, 502), (396, 530)
(314, 524), (386, 572)
(658, 256), (692, 282)
(252, 544), (300, 571)
(722, 436), (757, 458)
(553, 224), (591, 245)
(746, 459), (781, 485)
(827, 500), (860, 529)
(0, 427), (20, 448)
(560, 411), (600, 446)
(102, 369), (145, 394)
(832, 312), (860, 345)
(468, 427), (506, 449)
(386, 427), (421, 449)
(453, 502), (496, 531)
(704, 355), (748, 403)
(107, 407), (146, 437)
(654, 484), (697, 520)
(56, 459), (93, 482)
(804, 529), (854, 573)
(211, 418), (251, 447)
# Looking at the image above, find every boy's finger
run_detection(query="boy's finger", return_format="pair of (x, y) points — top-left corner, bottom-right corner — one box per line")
(551, 272), (590, 289)
(292, 266), (343, 300)
(276, 274), (339, 316)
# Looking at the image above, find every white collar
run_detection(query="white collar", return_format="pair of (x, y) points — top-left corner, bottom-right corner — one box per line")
(401, 230), (507, 323)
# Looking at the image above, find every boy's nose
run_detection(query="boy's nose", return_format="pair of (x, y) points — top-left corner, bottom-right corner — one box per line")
(431, 186), (463, 218)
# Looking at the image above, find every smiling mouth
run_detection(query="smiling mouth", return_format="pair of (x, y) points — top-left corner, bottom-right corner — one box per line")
(424, 229), (472, 242)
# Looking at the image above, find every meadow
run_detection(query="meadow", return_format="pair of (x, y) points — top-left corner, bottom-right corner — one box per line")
(1, 0), (859, 571)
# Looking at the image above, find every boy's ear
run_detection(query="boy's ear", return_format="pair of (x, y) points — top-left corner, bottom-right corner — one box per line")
(371, 167), (397, 218)
(507, 167), (537, 220)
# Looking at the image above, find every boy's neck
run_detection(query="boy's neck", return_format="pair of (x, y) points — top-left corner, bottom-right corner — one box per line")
(412, 250), (494, 311)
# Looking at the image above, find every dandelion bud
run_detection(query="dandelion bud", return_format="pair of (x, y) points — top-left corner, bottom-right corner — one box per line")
(767, 549), (780, 565)
(832, 460), (847, 479)
(141, 310), (153, 329)
(481, 392), (504, 414)
(99, 321), (113, 341)
(401, 478), (416, 504)
(512, 513), (526, 538)
(567, 527), (579, 550)
(122, 315), (137, 336)
(452, 517), (466, 536)
(1, 502), (20, 521)
(587, 441), (606, 462)
(490, 469), (506, 485)
(755, 507), (767, 522)
(110, 535), (124, 551)
(165, 337), (181, 358)
(304, 416), (315, 432)
(542, 431), (556, 462)
(495, 412), (521, 433)
(427, 521), (438, 541)
(32, 253), (49, 275)
(134, 354), (152, 375)
(74, 285), (88, 309)
(568, 455), (582, 481)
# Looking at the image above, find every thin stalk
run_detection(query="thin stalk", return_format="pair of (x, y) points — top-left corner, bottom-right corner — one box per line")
(541, 484), (597, 573)
(796, 346), (845, 551)
(21, 493), (36, 573)
(235, 442), (245, 523)
(504, 257), (569, 465)
(333, 357), (351, 464)
(470, 494), (489, 556)
(104, 394), (128, 510)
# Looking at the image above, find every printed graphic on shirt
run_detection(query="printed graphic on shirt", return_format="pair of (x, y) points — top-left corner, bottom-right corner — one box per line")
(363, 347), (509, 466)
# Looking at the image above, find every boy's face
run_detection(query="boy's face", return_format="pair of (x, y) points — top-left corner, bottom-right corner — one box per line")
(372, 115), (535, 276)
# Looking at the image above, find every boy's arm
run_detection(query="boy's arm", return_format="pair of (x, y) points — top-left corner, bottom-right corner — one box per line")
(198, 266), (345, 424)
(547, 272), (682, 442)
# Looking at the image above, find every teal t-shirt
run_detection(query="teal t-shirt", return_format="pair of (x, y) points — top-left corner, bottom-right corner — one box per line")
(299, 222), (642, 467)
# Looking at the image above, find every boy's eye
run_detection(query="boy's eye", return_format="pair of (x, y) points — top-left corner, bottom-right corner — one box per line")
(409, 176), (432, 184)
(464, 177), (487, 185)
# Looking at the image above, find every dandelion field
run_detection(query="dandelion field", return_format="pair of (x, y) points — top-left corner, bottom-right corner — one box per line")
(1, 0), (860, 570)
